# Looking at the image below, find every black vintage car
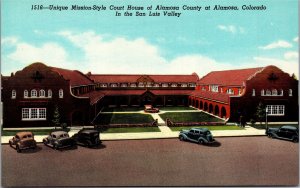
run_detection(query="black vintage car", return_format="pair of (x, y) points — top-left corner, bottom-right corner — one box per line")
(266, 125), (299, 143)
(179, 128), (215, 144)
(72, 129), (101, 147)
(43, 131), (77, 149)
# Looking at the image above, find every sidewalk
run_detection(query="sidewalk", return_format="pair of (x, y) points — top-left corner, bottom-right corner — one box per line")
(1, 125), (266, 144)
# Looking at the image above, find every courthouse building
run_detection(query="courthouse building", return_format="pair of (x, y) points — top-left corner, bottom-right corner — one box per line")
(1, 62), (298, 128)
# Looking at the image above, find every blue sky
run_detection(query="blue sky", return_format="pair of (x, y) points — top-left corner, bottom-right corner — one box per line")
(1, 0), (298, 77)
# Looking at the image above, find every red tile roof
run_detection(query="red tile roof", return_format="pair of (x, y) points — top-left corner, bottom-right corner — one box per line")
(51, 67), (94, 87)
(190, 90), (230, 103)
(89, 74), (199, 83)
(199, 67), (264, 86)
(79, 91), (106, 105)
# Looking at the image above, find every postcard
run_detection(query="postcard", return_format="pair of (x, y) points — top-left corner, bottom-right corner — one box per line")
(1, 0), (299, 186)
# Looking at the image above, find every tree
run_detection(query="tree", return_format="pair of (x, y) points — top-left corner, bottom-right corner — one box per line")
(52, 105), (60, 129)
(255, 102), (265, 125)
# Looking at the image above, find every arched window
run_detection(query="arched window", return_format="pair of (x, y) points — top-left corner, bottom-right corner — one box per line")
(48, 89), (52, 98)
(252, 89), (255, 96)
(59, 89), (63, 98)
(39, 89), (45, 97)
(31, 89), (37, 98)
(280, 89), (283, 96)
(11, 90), (16, 99)
(272, 89), (278, 96)
(24, 90), (28, 98)
(289, 89), (293, 96)
(266, 90), (271, 96)
(261, 89), (264, 96)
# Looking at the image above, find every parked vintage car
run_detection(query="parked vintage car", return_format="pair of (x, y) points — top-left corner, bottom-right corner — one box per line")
(9, 132), (37, 152)
(144, 105), (159, 113)
(266, 125), (299, 143)
(72, 129), (101, 147)
(43, 131), (76, 149)
(179, 128), (215, 144)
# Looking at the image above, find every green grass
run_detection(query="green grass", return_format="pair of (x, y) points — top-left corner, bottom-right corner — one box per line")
(94, 113), (154, 125)
(102, 107), (144, 112)
(159, 112), (224, 123)
(170, 125), (243, 131)
(100, 127), (160, 133)
(159, 106), (197, 111)
(1, 128), (70, 136)
(249, 124), (299, 130)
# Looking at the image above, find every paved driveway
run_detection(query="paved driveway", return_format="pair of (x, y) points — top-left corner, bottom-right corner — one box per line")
(2, 137), (298, 186)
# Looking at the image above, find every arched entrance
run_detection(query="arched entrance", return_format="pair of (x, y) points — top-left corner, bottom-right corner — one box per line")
(221, 107), (227, 118)
(215, 105), (220, 116)
(195, 100), (199, 109)
(200, 101), (203, 109)
(209, 103), (213, 113)
(204, 102), (208, 111)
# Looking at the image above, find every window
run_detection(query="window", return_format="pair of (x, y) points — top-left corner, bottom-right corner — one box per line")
(31, 89), (37, 98)
(171, 84), (177, 87)
(265, 90), (271, 96)
(24, 90), (28, 98)
(59, 89), (63, 98)
(101, 84), (107, 87)
(154, 84), (160, 87)
(289, 89), (292, 96)
(272, 89), (277, 96)
(121, 84), (127, 87)
(138, 83), (144, 87)
(39, 89), (45, 97)
(266, 105), (285, 116)
(22, 108), (46, 120)
(252, 89), (255, 96)
(130, 84), (136, 87)
(261, 89), (264, 96)
(280, 89), (283, 96)
(162, 83), (168, 87)
(11, 90), (16, 99)
(227, 89), (234, 94)
(111, 84), (117, 87)
(181, 84), (187, 87)
(48, 90), (52, 98)
(202, 87), (206, 91)
(211, 85), (219, 92)
(146, 83), (152, 87)
(189, 83), (196, 87)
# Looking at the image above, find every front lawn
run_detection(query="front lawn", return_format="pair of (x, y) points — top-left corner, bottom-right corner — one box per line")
(159, 112), (224, 123)
(1, 128), (70, 136)
(94, 113), (154, 125)
(100, 127), (160, 133)
(170, 125), (243, 131)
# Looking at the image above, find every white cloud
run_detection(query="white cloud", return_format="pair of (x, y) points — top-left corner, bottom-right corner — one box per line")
(6, 41), (73, 70)
(284, 51), (298, 60)
(294, 37), (298, 43)
(253, 56), (298, 77)
(259, 40), (292, 50)
(217, 25), (245, 34)
(1, 36), (18, 46)
(2, 30), (298, 79)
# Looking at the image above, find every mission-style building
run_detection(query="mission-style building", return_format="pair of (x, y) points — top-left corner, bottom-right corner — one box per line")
(1, 62), (298, 127)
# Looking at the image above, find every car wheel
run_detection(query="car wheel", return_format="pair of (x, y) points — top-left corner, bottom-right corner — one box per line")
(9, 141), (13, 147)
(293, 137), (298, 143)
(198, 139), (204, 145)
(16, 145), (21, 153)
(179, 135), (185, 141)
